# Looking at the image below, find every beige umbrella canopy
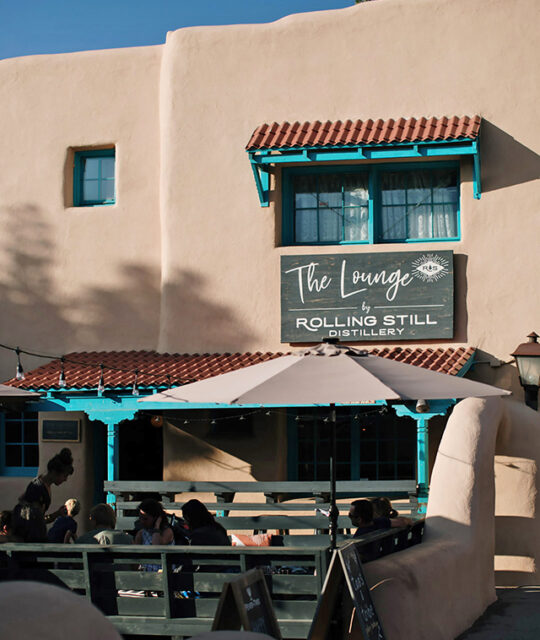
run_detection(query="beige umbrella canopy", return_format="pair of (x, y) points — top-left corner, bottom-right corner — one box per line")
(140, 341), (509, 547)
(141, 342), (510, 406)
(0, 384), (40, 400)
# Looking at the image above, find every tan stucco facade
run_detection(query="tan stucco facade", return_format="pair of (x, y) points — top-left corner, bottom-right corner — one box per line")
(0, 0), (539, 611)
(0, 0), (538, 383)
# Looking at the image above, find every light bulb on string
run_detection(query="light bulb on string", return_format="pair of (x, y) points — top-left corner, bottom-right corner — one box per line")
(239, 414), (246, 421)
(58, 358), (67, 388)
(97, 364), (105, 396)
(15, 347), (25, 381)
(132, 370), (139, 396)
(183, 419), (190, 425)
(167, 375), (172, 389)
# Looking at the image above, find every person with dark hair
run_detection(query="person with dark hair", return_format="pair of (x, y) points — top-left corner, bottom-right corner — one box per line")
(75, 503), (132, 545)
(371, 496), (399, 519)
(19, 448), (74, 525)
(135, 499), (174, 546)
(181, 499), (230, 546)
(348, 499), (412, 537)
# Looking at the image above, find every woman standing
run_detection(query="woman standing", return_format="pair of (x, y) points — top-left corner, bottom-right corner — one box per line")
(12, 448), (74, 542)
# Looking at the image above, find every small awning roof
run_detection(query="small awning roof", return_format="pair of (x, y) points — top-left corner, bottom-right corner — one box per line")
(4, 347), (476, 392)
(246, 115), (482, 205)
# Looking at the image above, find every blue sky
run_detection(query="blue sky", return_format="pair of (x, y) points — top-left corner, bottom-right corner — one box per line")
(0, 0), (353, 60)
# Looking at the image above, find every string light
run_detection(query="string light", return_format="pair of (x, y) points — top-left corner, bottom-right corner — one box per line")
(15, 347), (25, 381)
(58, 357), (67, 388)
(97, 364), (105, 396)
(132, 370), (139, 396)
(167, 375), (172, 389)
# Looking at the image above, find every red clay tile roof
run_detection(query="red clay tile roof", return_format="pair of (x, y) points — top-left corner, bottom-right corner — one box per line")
(246, 115), (481, 151)
(5, 347), (475, 391)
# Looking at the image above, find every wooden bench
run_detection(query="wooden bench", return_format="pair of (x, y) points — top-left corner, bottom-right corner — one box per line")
(0, 521), (424, 639)
(105, 480), (418, 534)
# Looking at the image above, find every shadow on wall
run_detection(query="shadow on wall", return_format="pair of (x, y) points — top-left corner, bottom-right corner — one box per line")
(0, 203), (257, 381)
(481, 121), (540, 193)
(159, 269), (257, 353)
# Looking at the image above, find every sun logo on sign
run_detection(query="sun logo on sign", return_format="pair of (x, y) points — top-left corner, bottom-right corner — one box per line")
(411, 254), (449, 283)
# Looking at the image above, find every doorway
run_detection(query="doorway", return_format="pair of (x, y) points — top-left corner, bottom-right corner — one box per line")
(119, 414), (163, 481)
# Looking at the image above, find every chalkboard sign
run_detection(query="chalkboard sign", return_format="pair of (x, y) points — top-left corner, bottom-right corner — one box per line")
(309, 543), (384, 640)
(42, 419), (80, 442)
(212, 568), (282, 639)
(281, 250), (454, 342)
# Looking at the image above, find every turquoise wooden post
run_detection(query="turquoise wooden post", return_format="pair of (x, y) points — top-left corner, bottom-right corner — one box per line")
(105, 421), (119, 504)
(416, 417), (429, 514)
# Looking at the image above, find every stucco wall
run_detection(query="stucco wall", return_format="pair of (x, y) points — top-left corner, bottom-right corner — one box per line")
(0, 0), (536, 386)
(360, 397), (540, 640)
(0, 45), (162, 381)
(157, 0), (539, 380)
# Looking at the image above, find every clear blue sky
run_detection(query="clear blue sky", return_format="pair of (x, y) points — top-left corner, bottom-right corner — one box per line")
(0, 0), (353, 60)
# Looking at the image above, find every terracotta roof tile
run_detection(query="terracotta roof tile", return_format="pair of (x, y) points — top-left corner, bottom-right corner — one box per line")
(4, 347), (475, 391)
(247, 115), (481, 151)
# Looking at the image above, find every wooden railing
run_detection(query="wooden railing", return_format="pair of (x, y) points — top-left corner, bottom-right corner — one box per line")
(0, 521), (424, 639)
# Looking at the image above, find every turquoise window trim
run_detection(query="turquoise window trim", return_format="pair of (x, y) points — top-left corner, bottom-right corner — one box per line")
(248, 137), (480, 206)
(281, 161), (461, 246)
(0, 412), (39, 477)
(73, 148), (116, 207)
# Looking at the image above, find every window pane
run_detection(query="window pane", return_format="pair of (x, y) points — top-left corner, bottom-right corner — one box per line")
(359, 463), (376, 480)
(295, 209), (318, 242)
(378, 463), (396, 480)
(343, 173), (368, 207)
(101, 157), (115, 179)
(24, 445), (39, 467)
(433, 204), (457, 237)
(407, 171), (431, 204)
(433, 170), (458, 203)
(298, 439), (313, 462)
(397, 463), (415, 478)
(381, 206), (407, 240)
(294, 175), (318, 209)
(318, 174), (343, 209)
(381, 172), (406, 205)
(83, 157), (100, 180)
(24, 421), (38, 443)
(316, 462), (330, 481)
(337, 463), (350, 481)
(407, 204), (432, 239)
(319, 208), (340, 242)
(101, 179), (115, 201)
(344, 207), (368, 242)
(5, 422), (21, 443)
(83, 180), (99, 201)
(5, 445), (22, 467)
(359, 440), (377, 461)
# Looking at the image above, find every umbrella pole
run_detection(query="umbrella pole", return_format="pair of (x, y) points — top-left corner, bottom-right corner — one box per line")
(329, 403), (338, 550)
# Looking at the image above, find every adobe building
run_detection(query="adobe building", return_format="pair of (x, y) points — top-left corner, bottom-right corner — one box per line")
(0, 0), (538, 583)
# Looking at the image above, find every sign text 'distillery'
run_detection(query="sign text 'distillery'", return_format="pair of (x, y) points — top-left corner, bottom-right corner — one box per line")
(281, 250), (454, 342)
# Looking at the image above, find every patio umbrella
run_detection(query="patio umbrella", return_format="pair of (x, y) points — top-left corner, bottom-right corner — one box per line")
(140, 341), (510, 547)
(0, 383), (40, 401)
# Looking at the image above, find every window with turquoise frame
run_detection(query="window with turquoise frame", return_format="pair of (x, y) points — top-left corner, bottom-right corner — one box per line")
(0, 411), (39, 476)
(282, 163), (459, 245)
(288, 408), (416, 481)
(74, 149), (115, 206)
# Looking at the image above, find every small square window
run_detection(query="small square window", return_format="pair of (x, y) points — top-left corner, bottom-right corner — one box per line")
(1, 411), (39, 476)
(73, 149), (116, 206)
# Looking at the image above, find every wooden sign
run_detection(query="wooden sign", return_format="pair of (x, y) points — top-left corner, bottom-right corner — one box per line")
(42, 419), (80, 442)
(281, 250), (454, 342)
(309, 542), (384, 640)
(212, 568), (282, 639)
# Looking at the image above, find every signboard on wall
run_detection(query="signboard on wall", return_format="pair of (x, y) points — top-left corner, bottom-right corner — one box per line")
(281, 250), (454, 343)
(42, 419), (80, 442)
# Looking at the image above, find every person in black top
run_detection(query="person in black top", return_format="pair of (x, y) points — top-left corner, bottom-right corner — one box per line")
(181, 499), (230, 546)
(13, 448), (74, 541)
(349, 499), (412, 538)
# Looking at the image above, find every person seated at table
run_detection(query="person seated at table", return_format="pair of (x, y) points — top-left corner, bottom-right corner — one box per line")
(370, 496), (398, 519)
(76, 503), (133, 545)
(181, 499), (230, 546)
(348, 499), (412, 537)
(47, 498), (80, 543)
(134, 499), (174, 546)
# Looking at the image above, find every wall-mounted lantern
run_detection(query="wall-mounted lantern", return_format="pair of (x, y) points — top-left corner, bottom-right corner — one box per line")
(511, 332), (540, 410)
